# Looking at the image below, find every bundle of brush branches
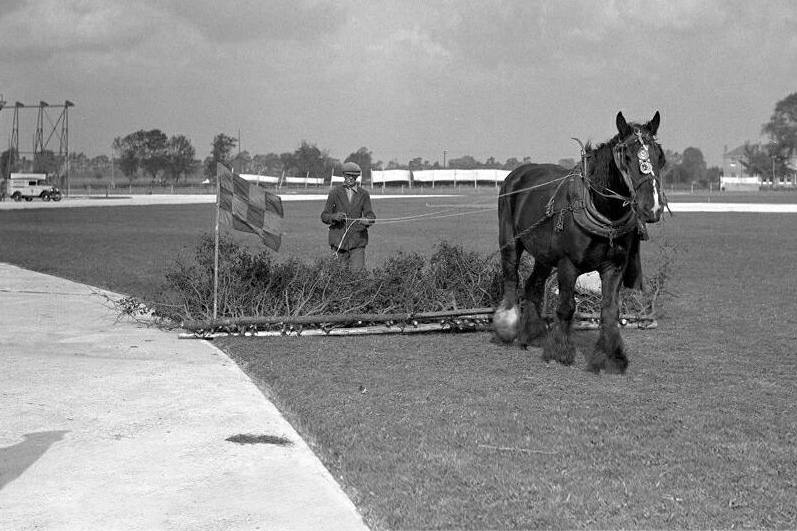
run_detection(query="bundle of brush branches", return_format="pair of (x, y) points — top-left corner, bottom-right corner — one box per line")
(145, 235), (675, 326)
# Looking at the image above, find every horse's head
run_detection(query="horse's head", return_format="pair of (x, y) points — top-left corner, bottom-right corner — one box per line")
(613, 111), (666, 223)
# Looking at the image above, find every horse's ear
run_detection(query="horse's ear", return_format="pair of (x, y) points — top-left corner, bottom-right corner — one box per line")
(616, 112), (632, 138)
(648, 111), (661, 135)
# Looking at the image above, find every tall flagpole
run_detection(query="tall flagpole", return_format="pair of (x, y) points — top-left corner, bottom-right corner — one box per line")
(213, 165), (221, 320)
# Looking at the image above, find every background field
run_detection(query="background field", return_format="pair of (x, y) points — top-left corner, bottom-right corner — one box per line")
(1, 192), (796, 530)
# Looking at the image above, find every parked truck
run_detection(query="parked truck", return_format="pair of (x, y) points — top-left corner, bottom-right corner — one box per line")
(5, 173), (62, 202)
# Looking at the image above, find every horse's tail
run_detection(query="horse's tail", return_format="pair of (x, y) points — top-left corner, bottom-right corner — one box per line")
(497, 176), (516, 254)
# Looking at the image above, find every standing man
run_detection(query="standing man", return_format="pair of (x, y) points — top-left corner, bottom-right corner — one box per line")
(321, 161), (376, 272)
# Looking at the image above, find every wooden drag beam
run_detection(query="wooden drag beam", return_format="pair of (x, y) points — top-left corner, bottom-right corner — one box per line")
(178, 308), (657, 339)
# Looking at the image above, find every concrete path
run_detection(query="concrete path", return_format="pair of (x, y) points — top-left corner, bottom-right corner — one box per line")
(0, 263), (369, 531)
(2, 193), (796, 212)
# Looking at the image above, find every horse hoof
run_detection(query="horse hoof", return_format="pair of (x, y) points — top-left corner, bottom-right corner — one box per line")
(493, 306), (520, 343)
(604, 358), (628, 375)
(543, 338), (576, 366)
(585, 361), (603, 374)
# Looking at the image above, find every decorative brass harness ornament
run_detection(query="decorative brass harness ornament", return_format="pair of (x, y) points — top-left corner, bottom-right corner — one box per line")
(611, 128), (660, 209)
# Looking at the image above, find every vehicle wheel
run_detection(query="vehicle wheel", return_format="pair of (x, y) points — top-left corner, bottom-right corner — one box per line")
(13, 192), (22, 202)
(42, 192), (51, 201)
(52, 192), (62, 202)
(25, 196), (33, 202)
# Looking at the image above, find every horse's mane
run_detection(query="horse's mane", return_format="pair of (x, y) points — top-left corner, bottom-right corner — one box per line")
(583, 136), (620, 189)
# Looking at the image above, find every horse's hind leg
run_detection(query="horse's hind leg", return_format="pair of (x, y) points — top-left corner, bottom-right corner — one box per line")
(587, 266), (628, 374)
(543, 260), (578, 365)
(494, 236), (523, 343)
(518, 261), (552, 347)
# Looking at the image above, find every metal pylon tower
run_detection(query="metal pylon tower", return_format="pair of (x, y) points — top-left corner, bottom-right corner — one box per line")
(1, 99), (74, 193)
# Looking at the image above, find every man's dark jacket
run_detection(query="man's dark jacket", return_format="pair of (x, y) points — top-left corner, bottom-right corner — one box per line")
(320, 185), (376, 251)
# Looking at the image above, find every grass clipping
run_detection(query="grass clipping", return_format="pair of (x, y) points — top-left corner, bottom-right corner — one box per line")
(144, 234), (676, 327)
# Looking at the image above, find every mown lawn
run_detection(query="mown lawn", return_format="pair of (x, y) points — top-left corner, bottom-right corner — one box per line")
(1, 194), (796, 529)
(218, 212), (797, 530)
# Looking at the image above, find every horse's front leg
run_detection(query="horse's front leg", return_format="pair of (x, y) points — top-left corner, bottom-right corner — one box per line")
(587, 266), (628, 374)
(518, 261), (552, 347)
(543, 260), (578, 365)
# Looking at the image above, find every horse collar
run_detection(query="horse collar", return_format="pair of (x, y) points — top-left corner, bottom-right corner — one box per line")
(570, 172), (638, 244)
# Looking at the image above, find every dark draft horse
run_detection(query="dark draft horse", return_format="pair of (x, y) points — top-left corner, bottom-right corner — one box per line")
(494, 112), (666, 374)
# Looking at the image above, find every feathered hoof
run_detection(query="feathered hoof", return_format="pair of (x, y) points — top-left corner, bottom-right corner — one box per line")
(586, 352), (628, 374)
(493, 305), (520, 343)
(604, 357), (628, 375)
(542, 329), (576, 366)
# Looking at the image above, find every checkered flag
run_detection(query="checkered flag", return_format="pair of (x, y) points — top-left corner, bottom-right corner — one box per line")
(217, 163), (284, 251)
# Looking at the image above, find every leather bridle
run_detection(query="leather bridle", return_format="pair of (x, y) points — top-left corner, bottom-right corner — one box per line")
(610, 128), (661, 211)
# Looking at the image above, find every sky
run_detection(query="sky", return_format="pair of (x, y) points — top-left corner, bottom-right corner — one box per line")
(0, 0), (795, 168)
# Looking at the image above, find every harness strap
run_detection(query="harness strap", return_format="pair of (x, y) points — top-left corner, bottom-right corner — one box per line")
(572, 168), (639, 242)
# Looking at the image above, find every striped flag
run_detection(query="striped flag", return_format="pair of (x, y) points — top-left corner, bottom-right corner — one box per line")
(217, 163), (284, 251)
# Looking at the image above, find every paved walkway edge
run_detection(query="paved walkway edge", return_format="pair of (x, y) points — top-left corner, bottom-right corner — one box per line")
(0, 262), (369, 530)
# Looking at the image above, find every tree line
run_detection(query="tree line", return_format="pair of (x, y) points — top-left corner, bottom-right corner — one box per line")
(4, 92), (795, 188)
(101, 131), (725, 188)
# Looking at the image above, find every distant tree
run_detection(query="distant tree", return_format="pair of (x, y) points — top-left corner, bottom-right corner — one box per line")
(109, 129), (169, 182)
(251, 153), (283, 176)
(344, 147), (373, 183)
(1, 149), (19, 179)
(230, 150), (252, 174)
(139, 129), (169, 181)
(763, 92), (797, 159)
(90, 154), (110, 166)
(33, 150), (60, 174)
(290, 141), (336, 181)
(408, 157), (424, 171)
(663, 149), (682, 168)
(659, 149), (680, 187)
(68, 152), (90, 170)
(113, 130), (148, 183)
(448, 155), (479, 169)
(165, 135), (197, 183)
(557, 158), (576, 168)
(704, 166), (721, 188)
(662, 164), (690, 186)
(739, 142), (782, 183)
(279, 152), (295, 174)
(680, 147), (707, 184)
(503, 157), (523, 171)
(204, 133), (238, 181)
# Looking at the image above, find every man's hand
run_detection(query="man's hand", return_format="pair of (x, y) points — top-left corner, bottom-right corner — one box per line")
(331, 212), (346, 222)
(362, 218), (375, 226)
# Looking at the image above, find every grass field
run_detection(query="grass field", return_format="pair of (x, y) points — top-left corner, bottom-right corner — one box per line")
(1, 193), (796, 529)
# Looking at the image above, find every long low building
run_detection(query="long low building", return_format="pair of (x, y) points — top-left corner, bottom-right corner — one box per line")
(371, 168), (511, 188)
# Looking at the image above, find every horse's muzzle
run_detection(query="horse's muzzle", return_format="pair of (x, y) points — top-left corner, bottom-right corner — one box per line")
(645, 210), (663, 223)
